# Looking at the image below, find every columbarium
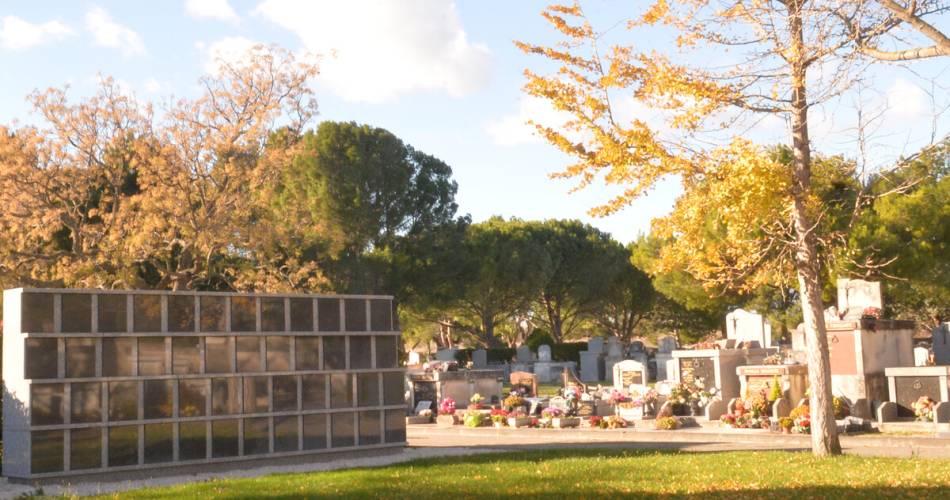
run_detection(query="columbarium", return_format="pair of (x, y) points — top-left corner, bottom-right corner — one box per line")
(3, 288), (406, 480)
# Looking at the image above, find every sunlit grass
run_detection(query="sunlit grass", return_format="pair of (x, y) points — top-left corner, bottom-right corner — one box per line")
(72, 448), (950, 499)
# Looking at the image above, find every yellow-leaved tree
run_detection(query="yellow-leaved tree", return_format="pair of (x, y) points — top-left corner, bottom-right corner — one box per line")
(518, 1), (950, 455)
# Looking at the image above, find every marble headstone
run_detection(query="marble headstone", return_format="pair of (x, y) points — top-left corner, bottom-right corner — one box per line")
(434, 348), (458, 362)
(587, 337), (605, 354)
(914, 346), (930, 367)
(407, 351), (422, 366)
(612, 359), (647, 390)
(472, 349), (488, 369)
(934, 323), (950, 365)
(837, 278), (883, 319)
(516, 345), (534, 363)
(657, 335), (677, 353)
(538, 344), (552, 362)
(726, 308), (771, 347)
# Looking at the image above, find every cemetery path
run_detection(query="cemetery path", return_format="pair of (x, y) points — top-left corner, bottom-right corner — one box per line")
(406, 425), (950, 459)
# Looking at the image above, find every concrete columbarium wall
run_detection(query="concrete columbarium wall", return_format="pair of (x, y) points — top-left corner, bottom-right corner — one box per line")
(2, 288), (406, 480)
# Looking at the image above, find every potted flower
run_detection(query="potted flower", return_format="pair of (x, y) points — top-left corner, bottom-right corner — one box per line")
(586, 415), (604, 429)
(507, 409), (532, 428)
(655, 416), (678, 430)
(605, 415), (627, 429)
(503, 393), (526, 412)
(463, 410), (485, 427)
(790, 405), (810, 434)
(436, 397), (458, 426)
(669, 383), (692, 416)
(490, 408), (509, 428)
(468, 393), (485, 410)
(720, 413), (737, 428)
(778, 416), (794, 434)
(547, 406), (579, 428)
(913, 396), (936, 422)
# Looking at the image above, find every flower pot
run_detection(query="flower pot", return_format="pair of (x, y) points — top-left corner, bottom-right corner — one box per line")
(436, 414), (459, 427)
(672, 403), (690, 417)
(507, 416), (532, 428)
(782, 427), (791, 434)
(552, 417), (580, 429)
(689, 400), (703, 416)
(492, 421), (505, 429)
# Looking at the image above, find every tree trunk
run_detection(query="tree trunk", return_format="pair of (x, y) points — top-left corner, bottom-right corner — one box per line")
(786, 0), (841, 457)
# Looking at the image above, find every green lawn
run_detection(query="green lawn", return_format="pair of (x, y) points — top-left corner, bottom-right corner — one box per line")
(73, 449), (950, 499)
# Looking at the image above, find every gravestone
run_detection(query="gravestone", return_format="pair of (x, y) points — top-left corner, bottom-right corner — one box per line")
(604, 336), (626, 380)
(579, 337), (606, 382)
(837, 278), (883, 319)
(414, 400), (433, 414)
(726, 308), (771, 347)
(538, 344), (552, 362)
(516, 345), (534, 363)
(510, 371), (538, 397)
(407, 351), (422, 366)
(587, 337), (605, 353)
(655, 335), (678, 381)
(472, 349), (488, 369)
(914, 346), (930, 367)
(434, 348), (458, 362)
(934, 323), (950, 365)
(658, 336), (677, 353)
(612, 359), (647, 390)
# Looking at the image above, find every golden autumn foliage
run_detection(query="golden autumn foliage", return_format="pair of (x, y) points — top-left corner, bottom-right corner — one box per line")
(0, 46), (327, 292)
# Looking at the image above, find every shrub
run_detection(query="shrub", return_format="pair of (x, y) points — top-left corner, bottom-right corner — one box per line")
(656, 416), (679, 430)
(768, 376), (782, 402)
(463, 411), (485, 427)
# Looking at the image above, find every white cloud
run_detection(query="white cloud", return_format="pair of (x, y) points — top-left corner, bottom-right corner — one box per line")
(196, 36), (259, 73)
(185, 0), (240, 24)
(255, 0), (491, 103)
(486, 96), (570, 146)
(0, 16), (73, 51)
(143, 77), (168, 93)
(886, 78), (928, 120)
(85, 6), (145, 57)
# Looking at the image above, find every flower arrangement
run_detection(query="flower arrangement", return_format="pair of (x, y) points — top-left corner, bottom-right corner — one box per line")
(468, 393), (485, 410)
(745, 390), (769, 418)
(605, 415), (627, 429)
(438, 397), (456, 415)
(490, 408), (509, 425)
(669, 383), (692, 405)
(655, 416), (679, 430)
(503, 393), (526, 411)
(862, 306), (882, 319)
(913, 396), (936, 422)
(778, 416), (794, 432)
(608, 389), (627, 406)
(720, 413), (737, 428)
(762, 353), (782, 365)
(832, 396), (850, 420)
(541, 407), (564, 419)
(790, 405), (810, 434)
(588, 416), (604, 428)
(463, 410), (485, 427)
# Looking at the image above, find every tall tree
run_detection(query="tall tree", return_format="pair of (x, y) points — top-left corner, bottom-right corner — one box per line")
(445, 217), (552, 347)
(593, 257), (656, 341)
(530, 219), (628, 342)
(518, 1), (950, 455)
(275, 121), (459, 294)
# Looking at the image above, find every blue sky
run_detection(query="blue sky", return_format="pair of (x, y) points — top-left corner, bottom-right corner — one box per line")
(2, 1), (947, 243)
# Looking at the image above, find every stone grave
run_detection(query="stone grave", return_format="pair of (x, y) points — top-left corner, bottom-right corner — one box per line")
(580, 337), (606, 382)
(472, 348), (488, 369)
(726, 308), (772, 347)
(655, 335), (677, 381)
(736, 364), (808, 418)
(671, 345), (772, 405)
(510, 371), (538, 397)
(408, 368), (504, 409)
(934, 323), (950, 365)
(408, 351), (422, 366)
(612, 359), (647, 391)
(882, 366), (950, 421)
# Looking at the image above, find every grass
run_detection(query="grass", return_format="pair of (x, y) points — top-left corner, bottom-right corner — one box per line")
(69, 448), (950, 499)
